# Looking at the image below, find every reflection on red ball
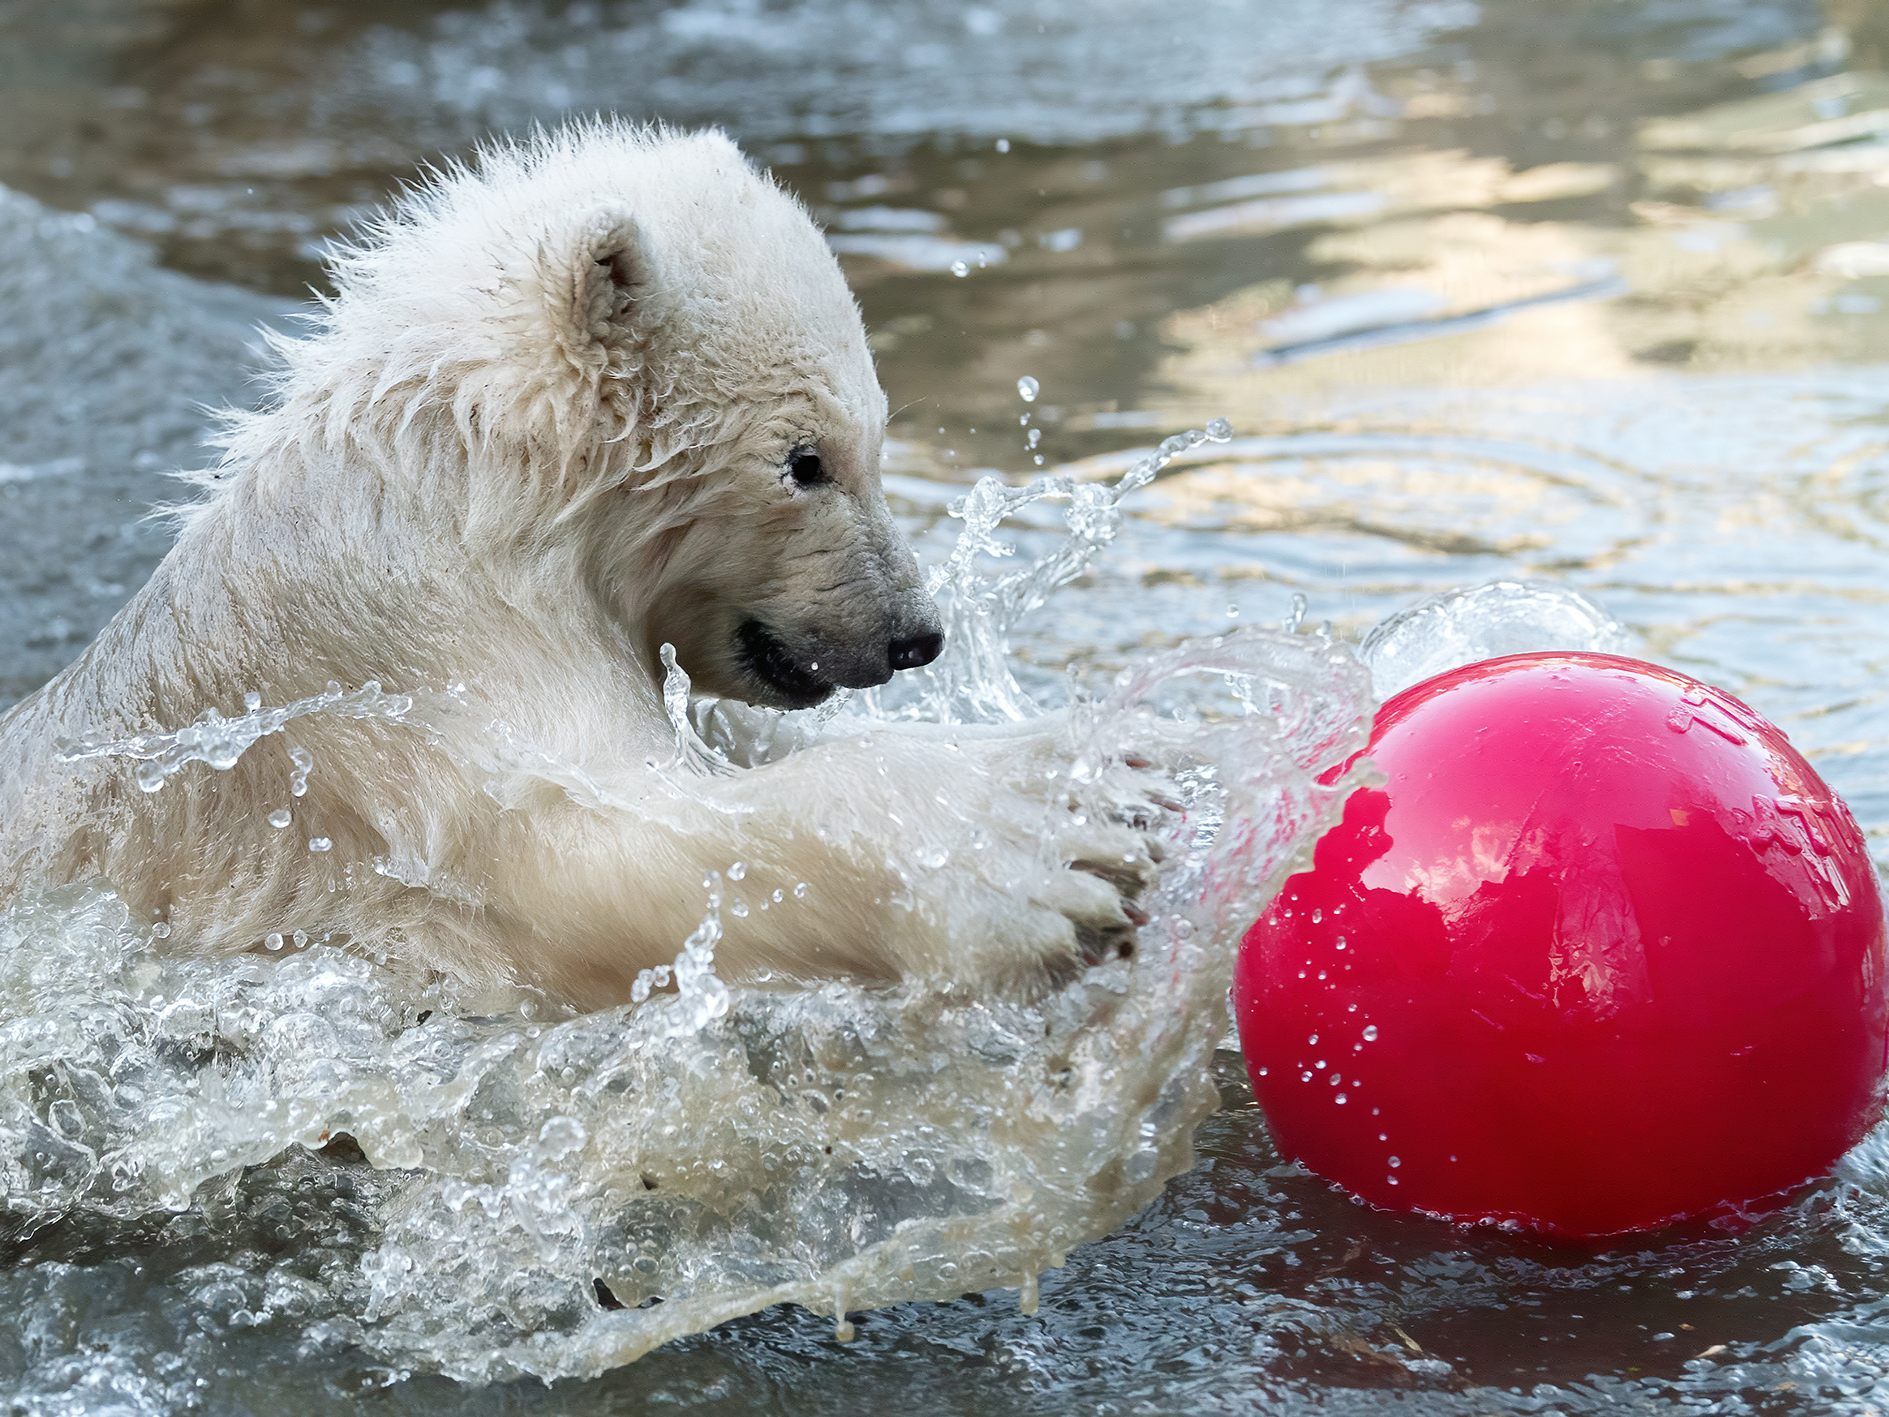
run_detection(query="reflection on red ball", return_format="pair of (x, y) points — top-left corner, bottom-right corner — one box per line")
(1235, 652), (1889, 1240)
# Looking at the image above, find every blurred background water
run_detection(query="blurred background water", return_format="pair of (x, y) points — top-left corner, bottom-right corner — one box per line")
(3, 0), (1889, 1411)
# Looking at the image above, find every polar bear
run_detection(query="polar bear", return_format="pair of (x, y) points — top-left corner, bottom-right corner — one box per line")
(0, 123), (1161, 1008)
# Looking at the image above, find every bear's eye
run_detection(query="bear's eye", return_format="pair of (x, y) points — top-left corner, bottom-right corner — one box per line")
(785, 446), (827, 488)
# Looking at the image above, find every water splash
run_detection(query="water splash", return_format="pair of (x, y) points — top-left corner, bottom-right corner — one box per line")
(653, 642), (739, 782)
(54, 681), (414, 794)
(1360, 580), (1635, 699)
(904, 419), (1236, 724)
(0, 424), (1372, 1392)
(631, 871), (730, 1038)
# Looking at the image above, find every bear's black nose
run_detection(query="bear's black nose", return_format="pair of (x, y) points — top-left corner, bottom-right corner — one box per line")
(888, 630), (945, 672)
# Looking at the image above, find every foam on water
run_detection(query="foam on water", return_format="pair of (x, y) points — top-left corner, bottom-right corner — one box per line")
(0, 429), (1375, 1393)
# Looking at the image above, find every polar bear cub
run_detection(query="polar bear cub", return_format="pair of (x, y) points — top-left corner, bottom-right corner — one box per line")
(0, 123), (1161, 1008)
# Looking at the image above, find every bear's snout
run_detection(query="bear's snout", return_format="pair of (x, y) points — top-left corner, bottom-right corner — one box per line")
(878, 584), (945, 680)
(888, 628), (944, 672)
(733, 594), (944, 709)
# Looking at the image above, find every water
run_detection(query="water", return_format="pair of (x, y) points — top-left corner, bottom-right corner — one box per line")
(3, 0), (1889, 1410)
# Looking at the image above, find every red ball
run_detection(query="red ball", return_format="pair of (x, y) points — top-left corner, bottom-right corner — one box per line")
(1235, 652), (1889, 1240)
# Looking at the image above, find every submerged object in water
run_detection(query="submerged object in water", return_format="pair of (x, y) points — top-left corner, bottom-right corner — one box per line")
(1235, 652), (1889, 1240)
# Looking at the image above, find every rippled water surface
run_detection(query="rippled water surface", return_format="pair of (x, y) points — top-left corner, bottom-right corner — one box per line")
(4, 0), (1889, 1411)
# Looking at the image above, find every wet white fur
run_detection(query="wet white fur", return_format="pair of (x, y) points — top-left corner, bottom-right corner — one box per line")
(0, 123), (1154, 1008)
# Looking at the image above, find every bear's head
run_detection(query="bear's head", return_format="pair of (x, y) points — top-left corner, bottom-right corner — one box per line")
(299, 123), (943, 710)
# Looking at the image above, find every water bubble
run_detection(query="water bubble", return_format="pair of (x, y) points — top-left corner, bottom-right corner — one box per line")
(264, 932), (284, 951)
(48, 1099), (85, 1139)
(288, 746), (313, 798)
(307, 837), (332, 854)
(949, 260), (970, 278)
(1362, 1025), (1379, 1042)
(537, 1116), (587, 1161)
(1017, 376), (1040, 402)
(728, 861), (747, 882)
(267, 808), (292, 830)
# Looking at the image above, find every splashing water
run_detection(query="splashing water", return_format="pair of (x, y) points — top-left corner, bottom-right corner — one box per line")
(0, 425), (1376, 1392)
(1359, 580), (1635, 700)
(903, 420), (1239, 725)
(53, 681), (415, 794)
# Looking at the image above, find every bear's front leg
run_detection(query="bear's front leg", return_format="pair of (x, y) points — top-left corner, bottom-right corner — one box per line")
(483, 727), (1171, 1006)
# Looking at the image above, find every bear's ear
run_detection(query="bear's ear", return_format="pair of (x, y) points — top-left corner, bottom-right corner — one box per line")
(562, 209), (647, 351)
